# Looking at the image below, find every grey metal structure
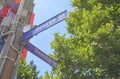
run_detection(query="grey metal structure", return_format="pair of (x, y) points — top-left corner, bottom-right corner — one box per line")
(0, 0), (34, 79)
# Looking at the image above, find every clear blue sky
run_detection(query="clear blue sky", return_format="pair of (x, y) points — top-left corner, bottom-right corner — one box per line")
(26, 0), (73, 76)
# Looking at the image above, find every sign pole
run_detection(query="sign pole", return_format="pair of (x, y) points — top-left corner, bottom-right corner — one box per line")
(0, 0), (25, 78)
(0, 0), (34, 79)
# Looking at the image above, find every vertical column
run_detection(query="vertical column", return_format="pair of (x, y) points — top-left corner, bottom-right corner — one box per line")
(0, 0), (34, 78)
(0, 0), (26, 79)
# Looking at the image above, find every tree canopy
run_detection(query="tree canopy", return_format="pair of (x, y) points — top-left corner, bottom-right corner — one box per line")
(50, 0), (120, 79)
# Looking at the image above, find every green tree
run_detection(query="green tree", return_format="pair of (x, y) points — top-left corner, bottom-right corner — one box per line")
(51, 0), (120, 79)
(17, 59), (39, 79)
(39, 71), (60, 79)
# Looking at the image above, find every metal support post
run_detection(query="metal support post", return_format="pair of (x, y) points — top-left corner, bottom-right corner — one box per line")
(0, 0), (26, 79)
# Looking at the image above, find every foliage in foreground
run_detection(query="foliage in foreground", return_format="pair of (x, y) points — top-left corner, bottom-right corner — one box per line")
(50, 0), (120, 79)
(17, 60), (39, 79)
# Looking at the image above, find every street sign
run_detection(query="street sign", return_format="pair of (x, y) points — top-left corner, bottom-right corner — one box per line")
(21, 10), (67, 42)
(24, 42), (57, 69)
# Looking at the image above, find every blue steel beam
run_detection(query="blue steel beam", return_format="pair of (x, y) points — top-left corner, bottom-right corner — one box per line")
(24, 42), (57, 69)
(21, 10), (67, 42)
